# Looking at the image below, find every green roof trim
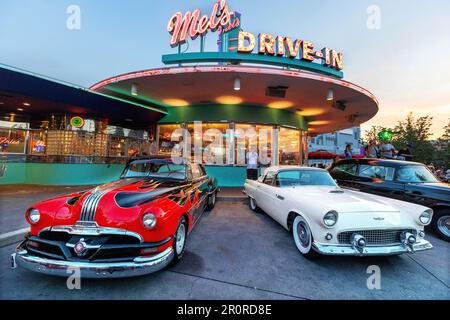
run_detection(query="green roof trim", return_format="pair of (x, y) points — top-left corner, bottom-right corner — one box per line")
(162, 52), (344, 79)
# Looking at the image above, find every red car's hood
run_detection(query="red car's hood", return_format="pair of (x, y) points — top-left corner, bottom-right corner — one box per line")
(50, 178), (193, 229)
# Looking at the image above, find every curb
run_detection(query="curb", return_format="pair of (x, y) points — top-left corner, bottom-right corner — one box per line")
(0, 227), (29, 247)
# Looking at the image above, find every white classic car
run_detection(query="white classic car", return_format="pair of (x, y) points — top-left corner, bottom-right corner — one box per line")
(244, 166), (433, 258)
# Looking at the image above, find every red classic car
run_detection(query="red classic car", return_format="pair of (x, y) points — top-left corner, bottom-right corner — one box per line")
(12, 156), (218, 278)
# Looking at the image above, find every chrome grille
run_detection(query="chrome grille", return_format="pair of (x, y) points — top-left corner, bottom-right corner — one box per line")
(79, 191), (107, 221)
(337, 229), (416, 246)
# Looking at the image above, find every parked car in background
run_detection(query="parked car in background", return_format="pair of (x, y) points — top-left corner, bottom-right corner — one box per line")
(328, 159), (450, 241)
(12, 156), (218, 278)
(244, 166), (433, 258)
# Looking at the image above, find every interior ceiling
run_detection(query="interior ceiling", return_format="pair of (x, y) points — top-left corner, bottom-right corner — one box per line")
(93, 66), (379, 134)
(0, 92), (164, 129)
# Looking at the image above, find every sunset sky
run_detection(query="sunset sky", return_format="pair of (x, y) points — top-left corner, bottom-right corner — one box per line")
(1, 0), (449, 138)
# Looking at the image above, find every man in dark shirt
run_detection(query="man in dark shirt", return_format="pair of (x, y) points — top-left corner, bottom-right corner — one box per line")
(397, 144), (414, 161)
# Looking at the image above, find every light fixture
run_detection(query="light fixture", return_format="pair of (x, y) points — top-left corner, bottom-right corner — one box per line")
(233, 77), (241, 91)
(17, 108), (24, 111)
(125, 118), (133, 122)
(131, 83), (139, 96)
(216, 96), (243, 105)
(309, 120), (331, 125)
(162, 99), (189, 107)
(326, 89), (334, 101)
(23, 102), (31, 106)
(297, 108), (326, 117)
(268, 101), (293, 109)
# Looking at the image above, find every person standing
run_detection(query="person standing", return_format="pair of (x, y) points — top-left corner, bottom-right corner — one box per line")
(344, 144), (353, 159)
(397, 144), (414, 161)
(380, 140), (396, 159)
(246, 146), (259, 180)
(366, 140), (379, 158)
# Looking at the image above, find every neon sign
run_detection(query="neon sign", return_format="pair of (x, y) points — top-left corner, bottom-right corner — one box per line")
(167, 0), (239, 47)
(0, 137), (21, 145)
(237, 32), (343, 70)
(167, 1), (344, 72)
(70, 116), (85, 128)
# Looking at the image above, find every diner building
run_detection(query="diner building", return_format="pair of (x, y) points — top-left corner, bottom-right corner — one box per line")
(0, 1), (379, 187)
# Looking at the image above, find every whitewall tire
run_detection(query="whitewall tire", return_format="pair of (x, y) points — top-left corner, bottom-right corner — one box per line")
(249, 197), (259, 212)
(292, 215), (319, 259)
(171, 216), (187, 265)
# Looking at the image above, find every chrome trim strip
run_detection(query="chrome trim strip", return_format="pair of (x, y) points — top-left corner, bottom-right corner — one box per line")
(14, 247), (174, 278)
(80, 191), (107, 221)
(49, 225), (144, 243)
(312, 239), (433, 256)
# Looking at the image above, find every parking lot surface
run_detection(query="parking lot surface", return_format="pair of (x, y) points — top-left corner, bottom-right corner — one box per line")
(0, 188), (449, 300)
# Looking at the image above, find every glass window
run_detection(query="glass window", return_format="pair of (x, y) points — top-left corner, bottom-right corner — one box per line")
(396, 165), (439, 183)
(279, 127), (300, 165)
(359, 165), (390, 180)
(191, 164), (204, 178)
(235, 124), (273, 166)
(29, 131), (47, 155)
(158, 124), (181, 155)
(275, 170), (337, 187)
(333, 163), (358, 175)
(0, 128), (27, 154)
(187, 123), (229, 165)
(264, 171), (275, 185)
(121, 160), (186, 180)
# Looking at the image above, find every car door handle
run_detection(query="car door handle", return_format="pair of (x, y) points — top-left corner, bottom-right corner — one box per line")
(276, 194), (285, 200)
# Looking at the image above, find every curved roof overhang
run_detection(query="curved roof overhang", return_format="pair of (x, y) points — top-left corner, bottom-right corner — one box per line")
(0, 64), (167, 129)
(91, 65), (378, 134)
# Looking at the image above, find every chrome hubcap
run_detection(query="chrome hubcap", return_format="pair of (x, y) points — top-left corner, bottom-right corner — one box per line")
(437, 215), (450, 237)
(211, 193), (216, 205)
(297, 222), (310, 247)
(176, 223), (186, 255)
(250, 198), (256, 209)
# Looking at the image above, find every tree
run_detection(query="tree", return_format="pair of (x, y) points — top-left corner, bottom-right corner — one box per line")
(391, 112), (434, 164)
(362, 125), (390, 145)
(433, 120), (450, 168)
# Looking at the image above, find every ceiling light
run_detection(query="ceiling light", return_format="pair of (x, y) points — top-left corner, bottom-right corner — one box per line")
(297, 108), (326, 117)
(326, 89), (334, 101)
(131, 83), (139, 96)
(162, 99), (189, 107)
(309, 120), (331, 125)
(17, 108), (24, 111)
(268, 101), (293, 109)
(216, 96), (243, 104)
(233, 77), (241, 91)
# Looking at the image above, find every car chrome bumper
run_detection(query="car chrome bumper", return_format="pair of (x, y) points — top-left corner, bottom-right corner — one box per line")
(312, 239), (433, 256)
(12, 246), (174, 278)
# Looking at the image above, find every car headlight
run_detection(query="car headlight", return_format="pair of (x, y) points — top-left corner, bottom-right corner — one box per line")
(323, 210), (338, 227)
(28, 208), (40, 224)
(142, 213), (157, 229)
(419, 210), (432, 225)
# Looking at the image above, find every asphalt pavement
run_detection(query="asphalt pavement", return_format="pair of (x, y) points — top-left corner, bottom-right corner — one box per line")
(0, 188), (449, 299)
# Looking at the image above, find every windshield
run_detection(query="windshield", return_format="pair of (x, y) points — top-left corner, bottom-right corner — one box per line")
(396, 165), (439, 183)
(275, 170), (337, 187)
(121, 160), (187, 180)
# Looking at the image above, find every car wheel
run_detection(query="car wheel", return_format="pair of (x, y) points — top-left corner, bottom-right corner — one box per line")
(206, 190), (217, 211)
(171, 216), (188, 265)
(249, 197), (260, 212)
(432, 209), (450, 242)
(292, 215), (319, 259)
